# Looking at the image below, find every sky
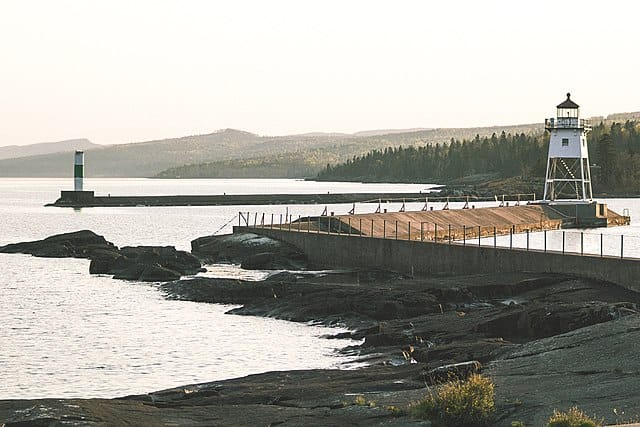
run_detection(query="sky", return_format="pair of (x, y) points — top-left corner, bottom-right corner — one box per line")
(0, 0), (639, 146)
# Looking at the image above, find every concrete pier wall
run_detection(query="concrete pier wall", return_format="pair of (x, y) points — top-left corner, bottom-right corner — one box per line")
(238, 227), (640, 293)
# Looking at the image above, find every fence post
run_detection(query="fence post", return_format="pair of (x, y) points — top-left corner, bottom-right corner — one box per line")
(544, 230), (547, 252)
(254, 212), (258, 226)
(509, 228), (513, 250)
(408, 221), (411, 241)
(478, 225), (481, 247)
(298, 215), (301, 232)
(580, 231), (584, 256)
(493, 226), (497, 248)
(562, 231), (565, 253)
(271, 213), (274, 229)
(395, 220), (398, 240)
(463, 225), (466, 246)
(448, 224), (452, 244)
(600, 233), (603, 257)
(279, 214), (282, 229)
(621, 235), (624, 259)
(383, 220), (386, 239)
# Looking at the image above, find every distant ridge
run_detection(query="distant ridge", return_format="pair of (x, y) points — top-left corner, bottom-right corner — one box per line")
(353, 128), (433, 137)
(0, 139), (99, 160)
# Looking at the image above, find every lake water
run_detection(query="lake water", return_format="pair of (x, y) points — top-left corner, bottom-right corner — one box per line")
(1, 178), (638, 399)
(0, 178), (431, 399)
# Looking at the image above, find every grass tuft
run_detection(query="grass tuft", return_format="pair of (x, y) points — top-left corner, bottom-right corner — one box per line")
(408, 373), (495, 426)
(546, 406), (602, 427)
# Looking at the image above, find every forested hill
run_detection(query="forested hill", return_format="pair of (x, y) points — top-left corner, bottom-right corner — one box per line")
(316, 121), (640, 195)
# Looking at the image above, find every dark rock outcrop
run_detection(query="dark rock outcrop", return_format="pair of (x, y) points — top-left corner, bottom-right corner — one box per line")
(191, 232), (308, 270)
(2, 231), (202, 282)
(0, 230), (117, 259)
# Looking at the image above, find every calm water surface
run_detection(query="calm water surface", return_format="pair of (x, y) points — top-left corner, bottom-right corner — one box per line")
(0, 178), (431, 399)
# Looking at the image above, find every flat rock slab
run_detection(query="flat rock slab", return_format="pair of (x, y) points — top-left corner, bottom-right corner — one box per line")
(489, 314), (640, 426)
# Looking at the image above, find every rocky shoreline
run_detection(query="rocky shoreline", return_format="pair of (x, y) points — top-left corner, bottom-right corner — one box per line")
(2, 231), (640, 426)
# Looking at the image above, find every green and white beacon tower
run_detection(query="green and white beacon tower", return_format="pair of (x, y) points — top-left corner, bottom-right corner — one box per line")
(542, 93), (593, 202)
(74, 150), (84, 192)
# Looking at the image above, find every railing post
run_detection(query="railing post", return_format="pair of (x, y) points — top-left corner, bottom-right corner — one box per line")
(580, 231), (584, 256)
(478, 225), (481, 247)
(493, 226), (497, 248)
(463, 225), (466, 246)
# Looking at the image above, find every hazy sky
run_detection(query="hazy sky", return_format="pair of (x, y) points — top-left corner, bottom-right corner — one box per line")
(1, 0), (638, 146)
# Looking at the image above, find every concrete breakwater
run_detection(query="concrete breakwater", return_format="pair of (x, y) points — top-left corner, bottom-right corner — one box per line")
(46, 190), (430, 207)
(237, 204), (635, 291)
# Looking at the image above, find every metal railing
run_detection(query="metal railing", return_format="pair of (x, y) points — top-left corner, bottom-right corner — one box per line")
(237, 211), (636, 260)
(545, 117), (591, 130)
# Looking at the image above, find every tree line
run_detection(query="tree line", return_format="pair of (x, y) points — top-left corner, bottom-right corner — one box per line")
(317, 121), (640, 194)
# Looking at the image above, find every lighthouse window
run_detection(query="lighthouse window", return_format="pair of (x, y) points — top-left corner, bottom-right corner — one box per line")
(562, 138), (569, 146)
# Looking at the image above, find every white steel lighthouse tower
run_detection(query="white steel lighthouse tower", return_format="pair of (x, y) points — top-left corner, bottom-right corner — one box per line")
(542, 93), (593, 201)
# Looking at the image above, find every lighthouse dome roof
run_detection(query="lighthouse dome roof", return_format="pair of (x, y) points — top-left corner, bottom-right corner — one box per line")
(557, 92), (579, 109)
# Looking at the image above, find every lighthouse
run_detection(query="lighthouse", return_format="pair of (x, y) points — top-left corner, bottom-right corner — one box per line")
(542, 93), (593, 202)
(74, 150), (84, 192)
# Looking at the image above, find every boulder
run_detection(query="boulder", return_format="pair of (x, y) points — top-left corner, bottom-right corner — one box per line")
(1, 231), (202, 282)
(0, 230), (117, 259)
(191, 232), (308, 270)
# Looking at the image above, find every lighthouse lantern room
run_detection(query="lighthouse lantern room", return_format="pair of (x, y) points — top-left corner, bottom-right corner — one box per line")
(542, 93), (593, 202)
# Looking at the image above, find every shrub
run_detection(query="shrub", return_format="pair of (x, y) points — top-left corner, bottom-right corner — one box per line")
(409, 374), (495, 426)
(546, 406), (601, 427)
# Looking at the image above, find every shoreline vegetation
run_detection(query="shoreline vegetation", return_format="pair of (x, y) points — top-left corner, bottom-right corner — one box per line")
(1, 231), (640, 425)
(315, 121), (640, 198)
